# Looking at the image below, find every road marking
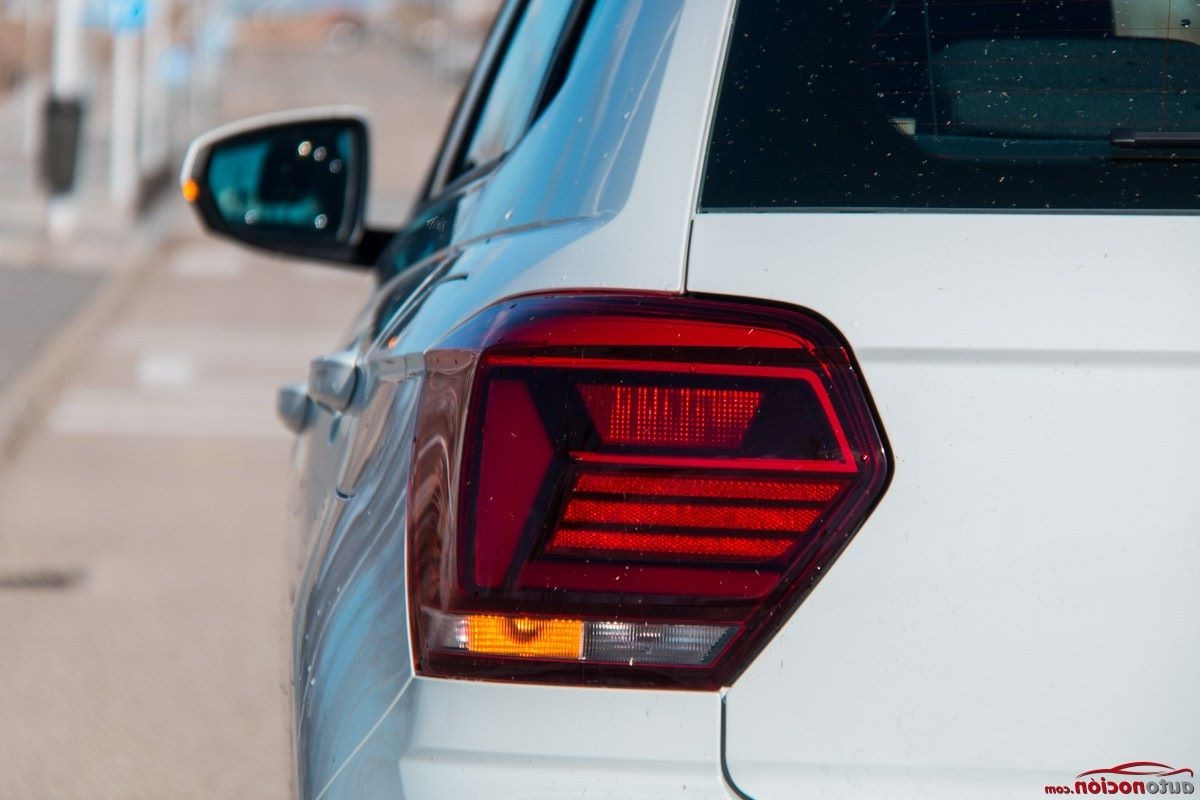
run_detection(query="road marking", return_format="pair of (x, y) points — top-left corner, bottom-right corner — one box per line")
(106, 326), (339, 359)
(47, 387), (286, 439)
(134, 353), (197, 388)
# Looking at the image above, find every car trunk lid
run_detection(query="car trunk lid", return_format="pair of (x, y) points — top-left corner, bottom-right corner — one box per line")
(688, 212), (1200, 799)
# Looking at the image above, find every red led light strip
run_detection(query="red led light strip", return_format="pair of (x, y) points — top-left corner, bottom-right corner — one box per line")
(561, 497), (823, 532)
(571, 452), (859, 474)
(572, 473), (848, 503)
(548, 529), (795, 559)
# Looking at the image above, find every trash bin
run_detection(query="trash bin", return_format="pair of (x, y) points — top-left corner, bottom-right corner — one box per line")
(41, 97), (85, 196)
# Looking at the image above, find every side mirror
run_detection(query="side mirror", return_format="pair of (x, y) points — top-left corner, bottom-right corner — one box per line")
(181, 107), (378, 266)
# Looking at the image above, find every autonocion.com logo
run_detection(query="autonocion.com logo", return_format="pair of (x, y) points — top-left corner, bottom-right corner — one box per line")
(1045, 762), (1195, 795)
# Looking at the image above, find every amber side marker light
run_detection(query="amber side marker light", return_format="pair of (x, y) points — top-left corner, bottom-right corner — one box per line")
(408, 293), (891, 689)
(181, 179), (200, 203)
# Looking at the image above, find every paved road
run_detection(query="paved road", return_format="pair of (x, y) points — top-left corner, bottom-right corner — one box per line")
(0, 35), (460, 799)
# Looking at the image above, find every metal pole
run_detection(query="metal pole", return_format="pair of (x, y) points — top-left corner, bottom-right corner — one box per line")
(186, 0), (203, 133)
(46, 0), (87, 236)
(20, 0), (43, 160)
(110, 26), (141, 211)
(50, 0), (85, 98)
(195, 0), (221, 131)
(139, 0), (168, 176)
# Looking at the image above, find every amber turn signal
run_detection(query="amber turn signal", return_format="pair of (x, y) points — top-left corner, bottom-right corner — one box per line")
(181, 179), (200, 203)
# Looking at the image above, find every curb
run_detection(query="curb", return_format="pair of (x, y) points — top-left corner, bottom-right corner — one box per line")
(0, 205), (184, 461)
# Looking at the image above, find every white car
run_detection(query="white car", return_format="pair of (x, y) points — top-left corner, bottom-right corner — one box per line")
(182, 0), (1200, 797)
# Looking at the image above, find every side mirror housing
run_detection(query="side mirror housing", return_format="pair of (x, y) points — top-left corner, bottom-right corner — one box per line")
(181, 107), (376, 266)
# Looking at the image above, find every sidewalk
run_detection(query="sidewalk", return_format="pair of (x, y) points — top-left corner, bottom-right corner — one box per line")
(0, 37), (192, 453)
(0, 268), (101, 393)
(0, 60), (179, 457)
(0, 32), (460, 799)
(0, 206), (182, 459)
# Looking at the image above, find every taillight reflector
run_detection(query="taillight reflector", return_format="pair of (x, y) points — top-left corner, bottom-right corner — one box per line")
(578, 384), (761, 447)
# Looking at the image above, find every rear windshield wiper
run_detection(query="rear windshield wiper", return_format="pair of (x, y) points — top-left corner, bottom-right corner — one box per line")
(1110, 129), (1200, 149)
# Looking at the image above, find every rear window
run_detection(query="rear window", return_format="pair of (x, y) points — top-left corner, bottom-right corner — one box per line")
(702, 0), (1200, 211)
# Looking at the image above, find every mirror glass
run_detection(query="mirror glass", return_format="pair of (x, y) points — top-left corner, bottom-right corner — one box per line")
(203, 122), (363, 242)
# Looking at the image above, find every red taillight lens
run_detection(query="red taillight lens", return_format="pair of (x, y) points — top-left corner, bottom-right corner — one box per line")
(408, 293), (890, 689)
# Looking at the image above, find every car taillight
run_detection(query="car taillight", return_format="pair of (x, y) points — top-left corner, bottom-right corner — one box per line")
(408, 293), (889, 689)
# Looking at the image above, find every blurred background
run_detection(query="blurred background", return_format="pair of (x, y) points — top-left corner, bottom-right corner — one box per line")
(0, 0), (495, 796)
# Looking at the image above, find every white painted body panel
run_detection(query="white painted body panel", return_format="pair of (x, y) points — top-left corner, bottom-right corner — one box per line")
(356, 679), (731, 799)
(287, 3), (741, 798)
(688, 213), (1200, 798)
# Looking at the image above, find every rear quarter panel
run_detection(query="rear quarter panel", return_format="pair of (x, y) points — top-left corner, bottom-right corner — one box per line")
(287, 1), (742, 796)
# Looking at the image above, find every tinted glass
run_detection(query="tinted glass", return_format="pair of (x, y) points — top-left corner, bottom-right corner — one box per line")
(452, 0), (577, 178)
(207, 124), (358, 236)
(703, 0), (1200, 211)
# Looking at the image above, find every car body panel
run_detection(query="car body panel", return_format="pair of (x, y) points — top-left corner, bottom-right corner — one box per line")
(316, 679), (731, 800)
(286, 1), (738, 796)
(689, 213), (1200, 353)
(688, 212), (1200, 798)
